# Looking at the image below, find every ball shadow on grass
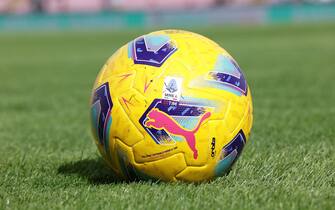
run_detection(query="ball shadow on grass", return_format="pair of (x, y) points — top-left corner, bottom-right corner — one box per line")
(58, 158), (230, 184)
(57, 158), (123, 185)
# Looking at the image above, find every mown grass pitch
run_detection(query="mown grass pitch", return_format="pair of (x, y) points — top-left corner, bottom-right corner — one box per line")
(0, 23), (334, 210)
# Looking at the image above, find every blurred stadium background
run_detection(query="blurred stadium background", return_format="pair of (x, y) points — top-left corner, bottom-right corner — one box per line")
(1, 0), (335, 29)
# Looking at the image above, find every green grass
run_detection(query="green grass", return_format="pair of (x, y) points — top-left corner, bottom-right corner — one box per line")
(0, 23), (335, 209)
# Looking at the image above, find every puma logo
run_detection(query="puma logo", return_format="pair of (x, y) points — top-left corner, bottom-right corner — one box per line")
(144, 108), (211, 159)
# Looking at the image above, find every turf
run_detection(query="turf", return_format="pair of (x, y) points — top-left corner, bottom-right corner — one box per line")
(0, 23), (334, 210)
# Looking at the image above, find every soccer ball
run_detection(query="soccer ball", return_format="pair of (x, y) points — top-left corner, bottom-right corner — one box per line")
(90, 30), (253, 182)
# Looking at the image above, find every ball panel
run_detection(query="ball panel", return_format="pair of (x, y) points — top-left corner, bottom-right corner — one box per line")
(134, 153), (187, 182)
(131, 63), (165, 98)
(132, 139), (179, 163)
(104, 70), (136, 97)
(175, 164), (214, 182)
(109, 98), (144, 147)
(114, 137), (139, 180)
(101, 46), (134, 80)
(214, 129), (247, 177)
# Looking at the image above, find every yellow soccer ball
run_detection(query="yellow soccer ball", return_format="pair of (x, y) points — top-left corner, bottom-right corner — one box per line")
(90, 30), (253, 182)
